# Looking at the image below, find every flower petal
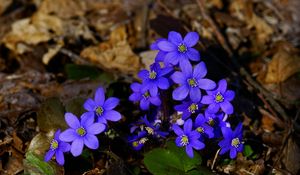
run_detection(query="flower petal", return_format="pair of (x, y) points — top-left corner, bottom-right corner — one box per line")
(103, 97), (119, 110)
(59, 129), (78, 142)
(221, 126), (233, 139)
(175, 137), (183, 147)
(129, 92), (141, 102)
(172, 124), (184, 136)
(65, 113), (80, 129)
(94, 87), (105, 106)
(87, 123), (106, 134)
(172, 85), (189, 101)
(84, 134), (99, 149)
(168, 31), (183, 45)
(201, 95), (214, 104)
(183, 32), (199, 47)
(60, 142), (71, 152)
(197, 79), (216, 90)
(224, 90), (235, 101)
(138, 69), (148, 80)
(44, 150), (55, 162)
(83, 98), (96, 111)
(149, 85), (158, 96)
(71, 138), (84, 157)
(171, 72), (186, 84)
(193, 62), (207, 79)
(155, 51), (167, 62)
(157, 41), (176, 51)
(149, 96), (161, 106)
(179, 59), (192, 76)
(81, 112), (94, 127)
(184, 119), (192, 133)
(186, 48), (200, 61)
(195, 113), (205, 126)
(157, 77), (169, 89)
(130, 82), (141, 92)
(207, 103), (220, 113)
(190, 87), (201, 102)
(164, 52), (180, 65)
(186, 145), (194, 158)
(55, 151), (65, 165)
(219, 145), (230, 155)
(230, 148), (237, 159)
(103, 110), (121, 121)
(218, 79), (227, 93)
(190, 140), (205, 150)
(140, 99), (150, 110)
(220, 101), (234, 114)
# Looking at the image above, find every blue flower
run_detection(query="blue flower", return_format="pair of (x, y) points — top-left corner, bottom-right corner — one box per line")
(172, 119), (205, 158)
(150, 38), (168, 63)
(157, 31), (200, 68)
(140, 115), (168, 138)
(201, 79), (235, 114)
(194, 114), (214, 138)
(171, 61), (216, 102)
(128, 131), (148, 151)
(129, 82), (161, 110)
(84, 87), (122, 124)
(174, 100), (202, 120)
(138, 63), (172, 96)
(44, 129), (70, 165)
(218, 123), (243, 159)
(59, 113), (106, 157)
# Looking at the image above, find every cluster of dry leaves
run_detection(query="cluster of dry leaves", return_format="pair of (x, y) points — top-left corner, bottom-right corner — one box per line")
(0, 0), (299, 175)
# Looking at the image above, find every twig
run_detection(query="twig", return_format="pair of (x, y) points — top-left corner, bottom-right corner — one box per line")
(196, 0), (233, 56)
(59, 48), (91, 65)
(211, 148), (220, 170)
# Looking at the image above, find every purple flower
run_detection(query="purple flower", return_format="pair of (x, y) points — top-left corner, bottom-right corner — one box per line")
(44, 130), (70, 165)
(84, 87), (121, 124)
(201, 79), (235, 114)
(218, 123), (243, 159)
(173, 119), (205, 158)
(171, 61), (216, 102)
(157, 31), (200, 68)
(59, 113), (106, 157)
(138, 63), (172, 96)
(194, 114), (214, 138)
(150, 38), (168, 63)
(140, 115), (168, 138)
(128, 131), (148, 151)
(174, 100), (202, 120)
(129, 82), (161, 110)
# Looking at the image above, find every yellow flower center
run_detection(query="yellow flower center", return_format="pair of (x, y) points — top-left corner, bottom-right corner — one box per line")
(76, 127), (86, 136)
(188, 103), (198, 113)
(187, 78), (197, 87)
(50, 140), (59, 150)
(196, 127), (204, 133)
(149, 71), (157, 79)
(132, 141), (139, 147)
(178, 44), (187, 53)
(143, 91), (150, 99)
(96, 106), (104, 115)
(145, 127), (154, 135)
(215, 92), (224, 103)
(231, 138), (240, 148)
(139, 137), (148, 144)
(180, 135), (189, 146)
(208, 118), (215, 126)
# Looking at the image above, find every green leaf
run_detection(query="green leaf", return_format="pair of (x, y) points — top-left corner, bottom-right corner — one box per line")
(243, 145), (254, 157)
(23, 152), (56, 175)
(64, 97), (85, 117)
(65, 64), (101, 80)
(144, 148), (185, 175)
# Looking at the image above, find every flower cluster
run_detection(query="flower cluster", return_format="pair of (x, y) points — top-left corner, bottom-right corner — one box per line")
(129, 31), (243, 159)
(44, 87), (122, 165)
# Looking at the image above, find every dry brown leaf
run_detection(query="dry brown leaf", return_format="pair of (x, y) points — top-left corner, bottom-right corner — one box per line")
(2, 13), (63, 54)
(42, 43), (64, 65)
(264, 43), (300, 83)
(80, 26), (141, 75)
(0, 0), (12, 15)
(38, 0), (86, 19)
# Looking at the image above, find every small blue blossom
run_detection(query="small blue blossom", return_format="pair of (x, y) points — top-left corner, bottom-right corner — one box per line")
(194, 114), (214, 138)
(138, 63), (172, 96)
(171, 61), (216, 102)
(140, 115), (168, 138)
(128, 131), (148, 151)
(150, 38), (168, 63)
(172, 119), (205, 158)
(157, 31), (200, 68)
(218, 123), (243, 159)
(129, 82), (161, 110)
(44, 130), (70, 165)
(84, 87), (122, 124)
(201, 79), (235, 114)
(59, 113), (106, 157)
(174, 100), (202, 120)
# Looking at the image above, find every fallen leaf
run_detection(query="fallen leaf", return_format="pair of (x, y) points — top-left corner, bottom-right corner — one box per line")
(42, 43), (64, 65)
(0, 0), (12, 15)
(80, 26), (141, 75)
